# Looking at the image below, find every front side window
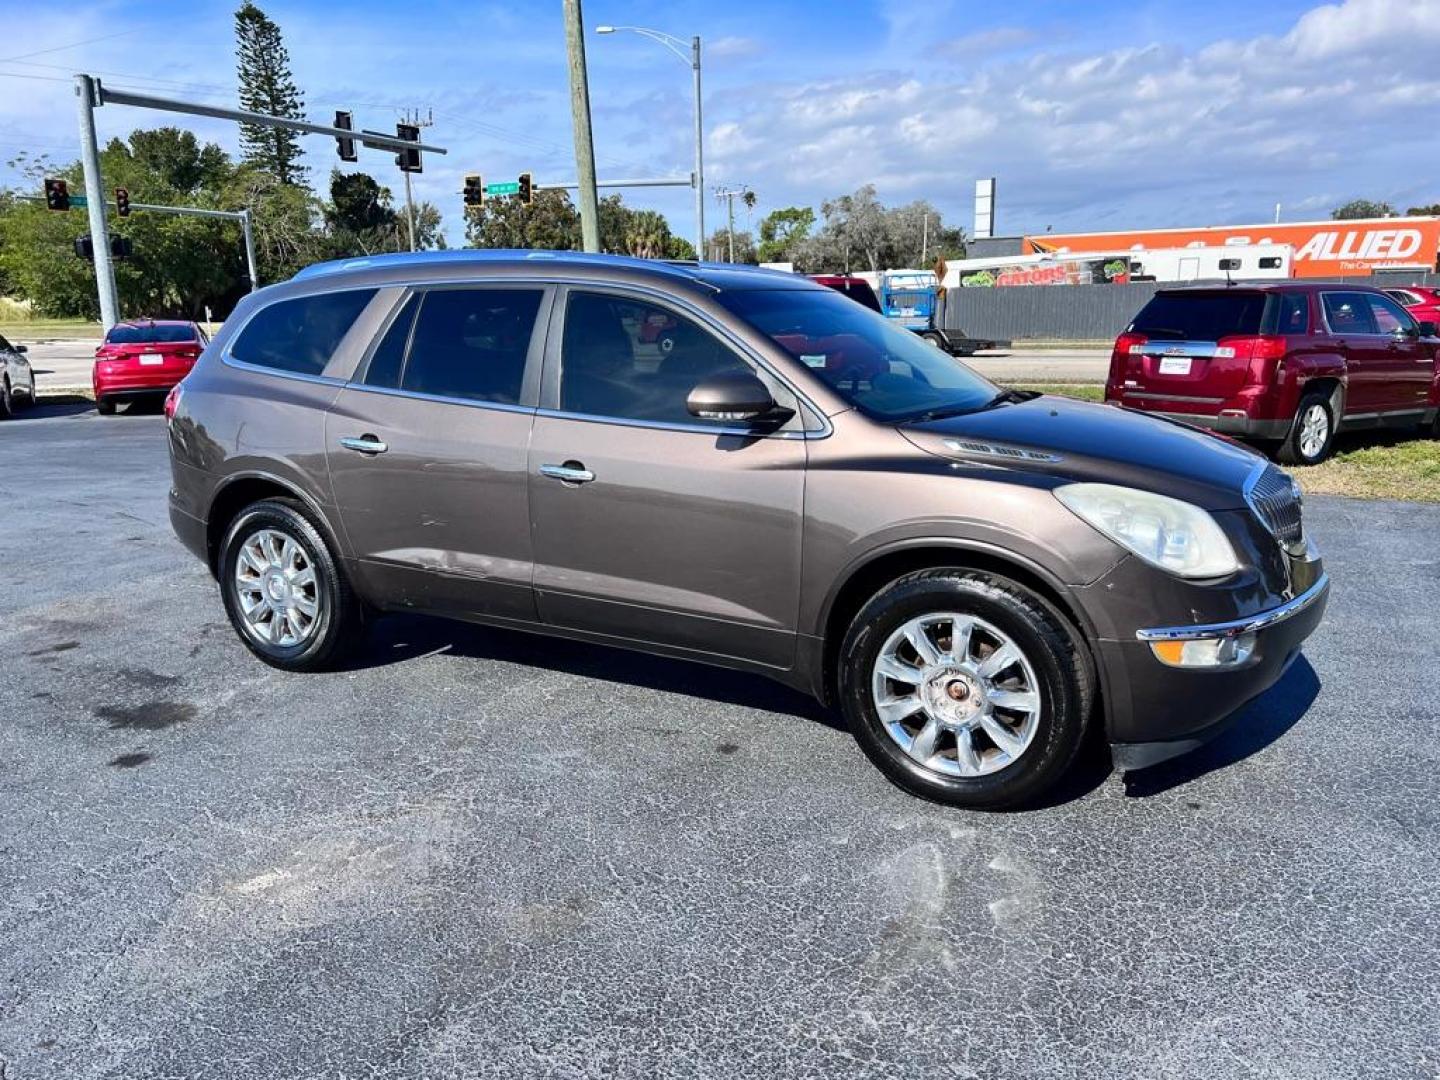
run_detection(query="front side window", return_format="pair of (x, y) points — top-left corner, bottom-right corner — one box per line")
(717, 287), (997, 422)
(230, 289), (377, 376)
(1322, 293), (1380, 336)
(361, 289), (542, 404)
(1366, 294), (1416, 336)
(560, 292), (752, 424)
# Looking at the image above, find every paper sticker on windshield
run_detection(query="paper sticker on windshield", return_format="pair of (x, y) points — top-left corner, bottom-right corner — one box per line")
(800, 353), (827, 368)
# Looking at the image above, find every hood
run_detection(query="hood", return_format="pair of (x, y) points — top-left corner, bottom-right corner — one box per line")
(899, 394), (1264, 510)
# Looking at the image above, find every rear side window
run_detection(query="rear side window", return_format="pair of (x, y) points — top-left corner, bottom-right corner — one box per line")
(1321, 293), (1380, 336)
(365, 288), (542, 404)
(1259, 257), (1282, 269)
(230, 290), (376, 376)
(1129, 292), (1267, 340)
(1263, 293), (1310, 335)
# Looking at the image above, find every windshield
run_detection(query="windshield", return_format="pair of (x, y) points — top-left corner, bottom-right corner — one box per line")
(717, 287), (997, 421)
(106, 324), (197, 345)
(1129, 293), (1266, 340)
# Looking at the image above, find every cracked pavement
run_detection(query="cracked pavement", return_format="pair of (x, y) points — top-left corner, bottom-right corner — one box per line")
(1, 404), (1437, 1078)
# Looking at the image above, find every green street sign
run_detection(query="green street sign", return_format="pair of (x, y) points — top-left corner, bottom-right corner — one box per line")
(484, 181), (520, 197)
(68, 194), (88, 208)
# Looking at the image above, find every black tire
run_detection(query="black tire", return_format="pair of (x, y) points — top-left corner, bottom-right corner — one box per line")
(837, 569), (1093, 809)
(218, 498), (362, 672)
(1277, 389), (1336, 466)
(95, 397), (116, 415)
(921, 331), (947, 351)
(0, 378), (11, 420)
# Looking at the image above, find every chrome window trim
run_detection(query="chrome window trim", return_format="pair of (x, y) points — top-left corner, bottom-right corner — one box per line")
(341, 381), (536, 416)
(533, 406), (826, 440)
(1136, 574), (1328, 642)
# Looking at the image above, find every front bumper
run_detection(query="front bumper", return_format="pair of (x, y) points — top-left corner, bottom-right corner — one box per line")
(1101, 572), (1329, 770)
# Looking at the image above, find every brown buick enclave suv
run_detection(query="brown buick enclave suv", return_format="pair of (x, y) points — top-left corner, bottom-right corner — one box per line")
(168, 251), (1328, 808)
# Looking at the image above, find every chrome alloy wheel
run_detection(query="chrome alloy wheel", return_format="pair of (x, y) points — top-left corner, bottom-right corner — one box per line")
(870, 613), (1042, 777)
(232, 528), (322, 648)
(1298, 403), (1329, 460)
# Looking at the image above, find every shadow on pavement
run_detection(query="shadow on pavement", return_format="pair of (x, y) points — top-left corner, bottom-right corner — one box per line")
(12, 398), (94, 420)
(353, 611), (845, 732)
(1122, 656), (1321, 798)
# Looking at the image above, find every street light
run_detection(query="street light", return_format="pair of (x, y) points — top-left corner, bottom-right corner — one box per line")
(596, 24), (704, 259)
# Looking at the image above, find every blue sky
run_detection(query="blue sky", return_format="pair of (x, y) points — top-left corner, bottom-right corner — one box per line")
(1, 0), (1437, 246)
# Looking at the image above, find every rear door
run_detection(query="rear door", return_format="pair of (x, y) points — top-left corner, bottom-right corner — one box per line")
(1320, 291), (1387, 414)
(325, 284), (551, 623)
(1119, 290), (1268, 410)
(526, 287), (807, 668)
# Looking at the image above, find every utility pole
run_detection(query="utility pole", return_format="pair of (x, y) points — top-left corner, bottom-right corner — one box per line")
(75, 74), (119, 329)
(691, 36), (704, 258)
(399, 107), (433, 252)
(563, 0), (601, 252)
(921, 214), (929, 266)
(713, 186), (750, 263)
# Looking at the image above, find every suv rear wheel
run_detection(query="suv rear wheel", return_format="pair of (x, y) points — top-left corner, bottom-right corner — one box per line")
(837, 569), (1092, 809)
(1278, 390), (1336, 466)
(219, 498), (361, 671)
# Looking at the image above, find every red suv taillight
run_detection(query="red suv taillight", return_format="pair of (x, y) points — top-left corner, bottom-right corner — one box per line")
(1110, 332), (1146, 387)
(164, 383), (183, 421)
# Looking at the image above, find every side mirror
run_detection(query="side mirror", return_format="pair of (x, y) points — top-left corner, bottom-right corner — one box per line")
(1420, 321), (1437, 338)
(13, 344), (26, 353)
(686, 371), (785, 424)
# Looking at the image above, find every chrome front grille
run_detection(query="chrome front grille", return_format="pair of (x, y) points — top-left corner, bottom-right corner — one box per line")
(1246, 464), (1304, 551)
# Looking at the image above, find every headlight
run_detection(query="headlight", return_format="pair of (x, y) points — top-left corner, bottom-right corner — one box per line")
(1054, 483), (1239, 579)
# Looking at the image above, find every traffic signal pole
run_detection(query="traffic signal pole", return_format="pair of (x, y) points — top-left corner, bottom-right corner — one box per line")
(75, 74), (119, 329)
(563, 0), (601, 253)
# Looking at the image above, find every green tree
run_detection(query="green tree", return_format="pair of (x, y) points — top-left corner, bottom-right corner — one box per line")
(235, 2), (306, 185)
(1406, 203), (1440, 217)
(1332, 199), (1396, 220)
(665, 235), (697, 260)
(757, 206), (814, 264)
(707, 228), (757, 264)
(466, 188), (579, 250)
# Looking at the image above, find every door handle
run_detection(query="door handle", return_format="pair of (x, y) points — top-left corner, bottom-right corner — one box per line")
(539, 462), (595, 484)
(339, 434), (388, 455)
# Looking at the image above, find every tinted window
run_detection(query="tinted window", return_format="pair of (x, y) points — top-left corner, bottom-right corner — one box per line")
(1266, 293), (1310, 335)
(0, 334), (10, 351)
(231, 290), (376, 376)
(107, 324), (198, 344)
(1129, 292), (1266, 340)
(561, 292), (753, 424)
(816, 279), (882, 312)
(1259, 257), (1282, 269)
(1218, 258), (1241, 271)
(399, 288), (541, 404)
(1322, 293), (1380, 335)
(361, 294), (419, 389)
(718, 287), (997, 422)
(1367, 294), (1415, 335)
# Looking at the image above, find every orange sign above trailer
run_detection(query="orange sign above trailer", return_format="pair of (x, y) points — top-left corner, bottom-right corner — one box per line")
(1025, 216), (1440, 278)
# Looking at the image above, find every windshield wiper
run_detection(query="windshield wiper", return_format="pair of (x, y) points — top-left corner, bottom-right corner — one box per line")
(898, 390), (1035, 424)
(977, 388), (1040, 411)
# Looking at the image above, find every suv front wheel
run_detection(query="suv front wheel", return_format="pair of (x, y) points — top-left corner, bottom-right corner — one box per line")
(219, 498), (362, 671)
(837, 569), (1093, 809)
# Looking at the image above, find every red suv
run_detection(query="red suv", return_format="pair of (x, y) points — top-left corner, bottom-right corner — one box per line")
(1106, 284), (1440, 464)
(93, 319), (208, 415)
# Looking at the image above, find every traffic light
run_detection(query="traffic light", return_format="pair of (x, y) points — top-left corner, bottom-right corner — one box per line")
(73, 235), (93, 260)
(115, 187), (130, 217)
(45, 177), (70, 211)
(463, 174), (484, 208)
(517, 172), (533, 207)
(111, 236), (133, 260)
(395, 123), (421, 173)
(334, 111), (357, 162)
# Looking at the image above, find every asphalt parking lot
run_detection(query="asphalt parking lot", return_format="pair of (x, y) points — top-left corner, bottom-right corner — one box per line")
(2, 404), (1437, 1079)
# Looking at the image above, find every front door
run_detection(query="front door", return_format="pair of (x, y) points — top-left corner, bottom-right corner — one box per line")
(1321, 291), (1387, 415)
(1362, 291), (1431, 414)
(325, 285), (551, 623)
(527, 288), (807, 669)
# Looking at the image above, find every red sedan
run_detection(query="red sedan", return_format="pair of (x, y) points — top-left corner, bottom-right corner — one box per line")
(1386, 286), (1440, 325)
(93, 320), (208, 415)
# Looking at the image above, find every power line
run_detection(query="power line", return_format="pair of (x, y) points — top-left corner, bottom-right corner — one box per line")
(0, 29), (147, 64)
